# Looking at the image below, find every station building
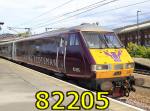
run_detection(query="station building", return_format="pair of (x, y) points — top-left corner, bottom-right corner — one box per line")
(114, 20), (150, 47)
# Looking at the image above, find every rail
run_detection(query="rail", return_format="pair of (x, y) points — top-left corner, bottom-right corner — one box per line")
(134, 69), (150, 75)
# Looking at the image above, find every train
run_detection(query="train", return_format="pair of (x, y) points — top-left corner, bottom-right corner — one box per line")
(0, 23), (136, 97)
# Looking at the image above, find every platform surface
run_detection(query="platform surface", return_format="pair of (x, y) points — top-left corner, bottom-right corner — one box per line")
(0, 58), (143, 111)
(133, 58), (150, 68)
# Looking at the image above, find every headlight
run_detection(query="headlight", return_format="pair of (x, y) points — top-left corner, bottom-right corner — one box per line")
(125, 63), (135, 69)
(91, 64), (111, 71)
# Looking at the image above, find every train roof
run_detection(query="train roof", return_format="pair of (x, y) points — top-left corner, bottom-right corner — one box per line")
(0, 24), (113, 44)
(33, 23), (113, 37)
(69, 23), (113, 32)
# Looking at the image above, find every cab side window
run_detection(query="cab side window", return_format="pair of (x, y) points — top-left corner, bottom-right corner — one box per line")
(69, 34), (79, 46)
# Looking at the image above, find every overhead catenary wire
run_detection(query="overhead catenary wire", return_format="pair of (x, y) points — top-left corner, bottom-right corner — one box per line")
(27, 0), (109, 27)
(123, 12), (150, 18)
(13, 0), (150, 33)
(85, 0), (150, 16)
(112, 12), (150, 27)
(5, 27), (20, 34)
(1, 26), (32, 35)
(19, 0), (75, 26)
(105, 12), (150, 28)
(32, 0), (120, 29)
(32, 0), (150, 30)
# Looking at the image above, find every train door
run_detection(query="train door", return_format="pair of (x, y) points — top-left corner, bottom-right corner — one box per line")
(65, 33), (86, 78)
(57, 36), (67, 73)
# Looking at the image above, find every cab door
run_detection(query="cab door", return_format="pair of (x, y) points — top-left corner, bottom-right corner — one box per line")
(57, 37), (67, 73)
(65, 33), (86, 78)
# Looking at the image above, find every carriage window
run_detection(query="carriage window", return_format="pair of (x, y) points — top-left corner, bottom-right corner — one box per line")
(69, 34), (79, 46)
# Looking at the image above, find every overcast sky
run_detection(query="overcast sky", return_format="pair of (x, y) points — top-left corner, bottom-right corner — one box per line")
(0, 0), (150, 34)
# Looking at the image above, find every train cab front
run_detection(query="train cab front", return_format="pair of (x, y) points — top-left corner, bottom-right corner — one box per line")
(91, 62), (135, 97)
(82, 31), (136, 97)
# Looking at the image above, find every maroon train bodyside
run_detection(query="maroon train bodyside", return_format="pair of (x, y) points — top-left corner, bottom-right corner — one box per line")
(11, 30), (94, 80)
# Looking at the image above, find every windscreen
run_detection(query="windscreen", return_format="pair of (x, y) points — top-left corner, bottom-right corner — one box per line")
(82, 31), (123, 49)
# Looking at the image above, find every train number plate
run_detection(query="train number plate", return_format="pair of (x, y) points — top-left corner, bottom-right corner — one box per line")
(114, 71), (121, 76)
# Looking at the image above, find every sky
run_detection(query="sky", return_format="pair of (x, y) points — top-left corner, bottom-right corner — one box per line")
(0, 0), (150, 34)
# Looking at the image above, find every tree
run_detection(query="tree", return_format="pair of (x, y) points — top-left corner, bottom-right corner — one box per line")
(127, 42), (150, 58)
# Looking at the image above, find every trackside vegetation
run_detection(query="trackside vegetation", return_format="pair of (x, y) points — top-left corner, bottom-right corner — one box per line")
(127, 42), (150, 59)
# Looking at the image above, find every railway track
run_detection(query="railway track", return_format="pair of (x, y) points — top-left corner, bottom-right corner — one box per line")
(134, 69), (150, 75)
(136, 85), (150, 90)
(134, 62), (150, 75)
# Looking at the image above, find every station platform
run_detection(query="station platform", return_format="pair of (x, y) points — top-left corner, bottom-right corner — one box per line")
(133, 73), (150, 88)
(0, 58), (143, 111)
(133, 58), (150, 68)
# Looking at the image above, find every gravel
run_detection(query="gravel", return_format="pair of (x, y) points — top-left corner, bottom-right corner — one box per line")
(120, 73), (150, 111)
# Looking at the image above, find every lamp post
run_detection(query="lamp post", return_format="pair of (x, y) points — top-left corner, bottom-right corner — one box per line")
(137, 10), (141, 44)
